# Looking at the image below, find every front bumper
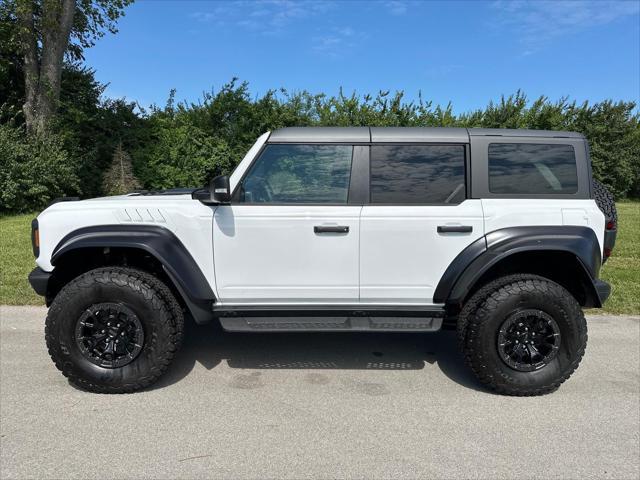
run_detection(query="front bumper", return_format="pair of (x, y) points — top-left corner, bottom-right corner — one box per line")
(28, 267), (51, 297)
(594, 279), (611, 305)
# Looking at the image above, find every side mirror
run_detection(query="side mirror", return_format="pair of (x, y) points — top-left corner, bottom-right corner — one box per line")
(211, 175), (231, 203)
(191, 175), (231, 204)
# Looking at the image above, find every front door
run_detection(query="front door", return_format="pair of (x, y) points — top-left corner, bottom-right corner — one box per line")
(359, 144), (484, 304)
(213, 143), (361, 305)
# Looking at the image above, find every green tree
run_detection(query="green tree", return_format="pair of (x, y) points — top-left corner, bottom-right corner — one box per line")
(0, 2), (24, 124)
(569, 100), (640, 198)
(12, 0), (132, 133)
(102, 142), (140, 195)
(57, 66), (146, 197)
(135, 98), (233, 190)
(0, 123), (80, 212)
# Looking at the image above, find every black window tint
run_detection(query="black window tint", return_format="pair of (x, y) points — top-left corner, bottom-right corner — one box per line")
(488, 143), (578, 194)
(370, 145), (466, 204)
(239, 144), (353, 204)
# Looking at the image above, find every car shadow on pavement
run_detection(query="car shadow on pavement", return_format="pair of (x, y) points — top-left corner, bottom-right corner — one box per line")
(152, 319), (487, 392)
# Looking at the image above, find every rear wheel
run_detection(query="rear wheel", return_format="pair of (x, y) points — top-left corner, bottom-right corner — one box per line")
(45, 267), (184, 393)
(459, 274), (587, 396)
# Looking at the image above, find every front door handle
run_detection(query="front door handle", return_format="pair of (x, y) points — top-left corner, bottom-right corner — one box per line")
(314, 225), (349, 234)
(437, 225), (473, 233)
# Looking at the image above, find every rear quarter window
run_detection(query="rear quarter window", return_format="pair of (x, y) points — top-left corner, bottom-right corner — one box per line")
(488, 143), (578, 194)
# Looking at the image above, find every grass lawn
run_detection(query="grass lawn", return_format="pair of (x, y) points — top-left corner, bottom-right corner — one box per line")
(0, 213), (42, 305)
(598, 202), (640, 314)
(1, 204), (639, 314)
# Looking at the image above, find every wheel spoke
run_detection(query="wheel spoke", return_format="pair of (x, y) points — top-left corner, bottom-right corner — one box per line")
(526, 344), (540, 361)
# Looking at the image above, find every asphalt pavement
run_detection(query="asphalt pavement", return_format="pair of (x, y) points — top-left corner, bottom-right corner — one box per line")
(1, 306), (638, 480)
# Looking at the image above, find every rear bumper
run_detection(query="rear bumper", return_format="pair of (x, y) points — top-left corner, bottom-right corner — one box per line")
(28, 267), (51, 297)
(594, 279), (611, 305)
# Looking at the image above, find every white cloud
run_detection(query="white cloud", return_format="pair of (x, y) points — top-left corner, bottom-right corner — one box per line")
(191, 0), (335, 35)
(374, 1), (423, 16)
(491, 0), (640, 54)
(385, 1), (408, 15)
(312, 26), (367, 57)
(190, 0), (365, 57)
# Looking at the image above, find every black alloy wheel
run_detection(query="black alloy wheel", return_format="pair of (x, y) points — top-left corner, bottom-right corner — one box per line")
(75, 303), (145, 368)
(497, 309), (561, 372)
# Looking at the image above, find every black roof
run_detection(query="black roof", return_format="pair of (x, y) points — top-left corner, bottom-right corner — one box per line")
(269, 127), (370, 143)
(467, 128), (583, 138)
(267, 127), (583, 143)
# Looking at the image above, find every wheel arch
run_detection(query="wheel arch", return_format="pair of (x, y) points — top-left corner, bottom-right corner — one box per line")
(435, 226), (604, 310)
(49, 225), (215, 324)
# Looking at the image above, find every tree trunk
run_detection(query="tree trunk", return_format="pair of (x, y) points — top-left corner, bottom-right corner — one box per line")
(37, 0), (76, 132)
(16, 0), (39, 132)
(16, 0), (76, 134)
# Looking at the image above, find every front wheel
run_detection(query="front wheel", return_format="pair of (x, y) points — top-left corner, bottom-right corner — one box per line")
(45, 267), (184, 393)
(459, 274), (587, 396)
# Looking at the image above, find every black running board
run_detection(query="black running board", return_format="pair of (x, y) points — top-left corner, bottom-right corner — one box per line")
(214, 306), (444, 332)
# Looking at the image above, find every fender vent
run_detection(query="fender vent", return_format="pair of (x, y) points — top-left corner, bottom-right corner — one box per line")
(117, 208), (167, 223)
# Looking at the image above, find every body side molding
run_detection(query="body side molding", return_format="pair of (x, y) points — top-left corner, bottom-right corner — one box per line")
(51, 225), (216, 324)
(434, 226), (603, 306)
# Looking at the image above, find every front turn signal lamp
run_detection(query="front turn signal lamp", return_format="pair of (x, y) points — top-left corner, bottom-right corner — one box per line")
(31, 218), (39, 258)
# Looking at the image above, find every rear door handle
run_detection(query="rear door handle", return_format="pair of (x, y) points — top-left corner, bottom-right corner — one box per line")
(437, 225), (473, 233)
(314, 225), (349, 234)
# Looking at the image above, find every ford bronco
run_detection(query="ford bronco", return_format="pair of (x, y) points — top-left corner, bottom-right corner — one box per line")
(28, 127), (617, 395)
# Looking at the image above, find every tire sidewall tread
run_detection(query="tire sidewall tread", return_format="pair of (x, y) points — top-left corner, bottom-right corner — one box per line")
(593, 179), (617, 222)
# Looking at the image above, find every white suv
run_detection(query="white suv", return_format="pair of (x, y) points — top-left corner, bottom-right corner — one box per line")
(29, 127), (617, 395)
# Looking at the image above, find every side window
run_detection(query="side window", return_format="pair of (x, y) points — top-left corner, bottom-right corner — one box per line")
(238, 144), (353, 204)
(488, 143), (578, 194)
(370, 145), (466, 204)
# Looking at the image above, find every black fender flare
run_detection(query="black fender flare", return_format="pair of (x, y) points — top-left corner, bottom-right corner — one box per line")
(434, 226), (603, 307)
(51, 225), (215, 324)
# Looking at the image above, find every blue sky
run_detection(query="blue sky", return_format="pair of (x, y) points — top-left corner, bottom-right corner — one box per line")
(84, 0), (640, 113)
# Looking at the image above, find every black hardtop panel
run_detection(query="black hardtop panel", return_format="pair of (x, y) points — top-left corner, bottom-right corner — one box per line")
(269, 126), (468, 143)
(268, 127), (370, 143)
(370, 127), (469, 143)
(268, 127), (584, 143)
(468, 128), (584, 139)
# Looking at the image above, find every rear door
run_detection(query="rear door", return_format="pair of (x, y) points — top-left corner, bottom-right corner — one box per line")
(359, 143), (484, 305)
(213, 144), (364, 305)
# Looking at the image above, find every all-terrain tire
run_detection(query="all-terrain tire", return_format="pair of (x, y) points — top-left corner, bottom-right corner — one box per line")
(460, 274), (587, 396)
(456, 274), (541, 352)
(593, 179), (617, 223)
(45, 267), (184, 393)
